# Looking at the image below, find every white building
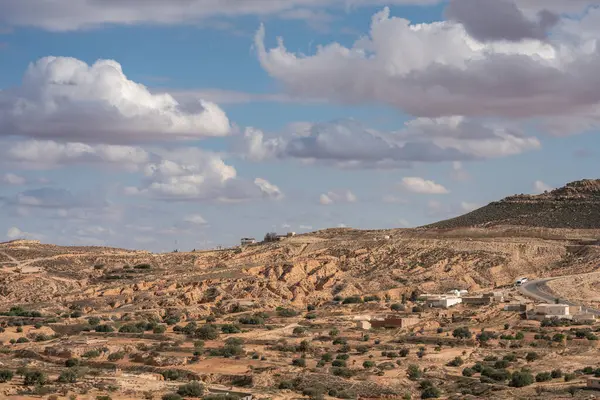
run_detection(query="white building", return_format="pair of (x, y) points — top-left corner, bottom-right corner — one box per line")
(425, 295), (462, 309)
(535, 303), (570, 316)
(241, 238), (256, 245)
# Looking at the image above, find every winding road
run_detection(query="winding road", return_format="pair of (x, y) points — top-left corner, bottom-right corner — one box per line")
(518, 277), (600, 316)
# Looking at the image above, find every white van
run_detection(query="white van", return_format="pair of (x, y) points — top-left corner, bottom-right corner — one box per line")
(515, 277), (528, 286)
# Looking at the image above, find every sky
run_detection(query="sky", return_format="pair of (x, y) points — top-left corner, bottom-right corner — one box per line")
(1, 0), (600, 252)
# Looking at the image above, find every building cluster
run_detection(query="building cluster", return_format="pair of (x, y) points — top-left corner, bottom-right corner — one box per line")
(417, 290), (505, 309)
(241, 232), (296, 246)
(528, 303), (597, 323)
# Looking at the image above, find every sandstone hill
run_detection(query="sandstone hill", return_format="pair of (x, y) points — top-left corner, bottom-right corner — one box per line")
(426, 179), (600, 229)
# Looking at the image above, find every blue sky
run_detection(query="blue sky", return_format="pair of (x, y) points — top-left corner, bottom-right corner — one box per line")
(1, 0), (599, 251)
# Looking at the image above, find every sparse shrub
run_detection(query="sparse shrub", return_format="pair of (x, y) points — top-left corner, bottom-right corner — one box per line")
(238, 315), (264, 325)
(133, 263), (152, 270)
(412, 306), (423, 313)
(399, 348), (410, 357)
(332, 367), (354, 378)
(363, 295), (380, 303)
(276, 307), (299, 317)
(118, 324), (143, 333)
(153, 325), (167, 334)
(206, 315), (216, 323)
(391, 303), (404, 311)
(564, 373), (576, 382)
(535, 372), (552, 382)
(95, 324), (114, 333)
(332, 338), (347, 345)
(71, 311), (83, 318)
(332, 360), (347, 367)
(307, 304), (316, 311)
(88, 317), (101, 326)
(162, 394), (183, 400)
(551, 369), (563, 379)
(515, 332), (525, 340)
(553, 333), (565, 342)
(503, 353), (517, 362)
(342, 296), (363, 305)
(452, 327), (472, 339)
(329, 328), (339, 337)
(177, 381), (204, 397)
(363, 361), (375, 368)
(16, 337), (29, 343)
(162, 370), (181, 381)
(24, 370), (47, 386)
(194, 325), (219, 340)
(305, 313), (317, 320)
(356, 345), (369, 354)
(82, 349), (101, 358)
(293, 326), (307, 336)
(292, 358), (306, 367)
(220, 324), (241, 334)
(321, 353), (333, 362)
(407, 364), (422, 380)
(510, 371), (534, 387)
(0, 370), (13, 382)
(448, 356), (464, 367)
(16, 327), (22, 333)
(65, 358), (80, 368)
(462, 367), (474, 377)
(494, 360), (509, 369)
(194, 340), (205, 349)
(525, 352), (539, 362)
(420, 380), (441, 399)
(58, 369), (78, 383)
(108, 351), (125, 361)
(278, 380), (294, 389)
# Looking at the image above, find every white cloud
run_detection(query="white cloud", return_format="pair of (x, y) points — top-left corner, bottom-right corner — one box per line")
(299, 224), (313, 230)
(533, 180), (553, 193)
(240, 117), (539, 168)
(1, 173), (27, 185)
(401, 177), (449, 194)
(184, 214), (208, 225)
(450, 161), (470, 181)
(6, 226), (41, 240)
(254, 178), (284, 200)
(4, 140), (150, 170)
(0, 57), (230, 144)
(0, 0), (441, 31)
(319, 190), (357, 205)
(254, 6), (600, 133)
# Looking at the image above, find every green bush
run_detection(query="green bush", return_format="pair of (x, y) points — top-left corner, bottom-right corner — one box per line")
(278, 380), (294, 389)
(24, 370), (47, 386)
(447, 356), (464, 367)
(363, 295), (380, 303)
(332, 360), (347, 367)
(162, 370), (181, 381)
(95, 324), (114, 333)
(462, 367), (474, 377)
(162, 394), (183, 400)
(177, 381), (204, 397)
(407, 364), (422, 380)
(363, 361), (375, 368)
(65, 358), (80, 368)
(452, 327), (472, 339)
(399, 348), (410, 357)
(292, 358), (306, 367)
(551, 369), (563, 379)
(16, 337), (29, 343)
(119, 324), (143, 333)
(564, 373), (576, 382)
(536, 372), (552, 382)
(88, 317), (101, 326)
(58, 369), (78, 383)
(83, 349), (101, 358)
(0, 370), (13, 382)
(510, 371), (534, 387)
(276, 307), (299, 317)
(153, 325), (167, 334)
(391, 303), (404, 311)
(494, 360), (510, 369)
(342, 296), (363, 305)
(321, 353), (333, 362)
(503, 353), (517, 362)
(195, 325), (219, 340)
(515, 332), (525, 340)
(332, 367), (354, 378)
(525, 352), (539, 362)
(238, 316), (264, 325)
(108, 351), (125, 361)
(220, 324), (241, 334)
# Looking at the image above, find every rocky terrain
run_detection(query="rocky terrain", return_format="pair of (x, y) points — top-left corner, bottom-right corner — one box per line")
(0, 180), (599, 399)
(427, 179), (600, 229)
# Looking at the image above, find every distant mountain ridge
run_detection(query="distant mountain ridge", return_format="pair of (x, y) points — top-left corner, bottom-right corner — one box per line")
(426, 179), (600, 229)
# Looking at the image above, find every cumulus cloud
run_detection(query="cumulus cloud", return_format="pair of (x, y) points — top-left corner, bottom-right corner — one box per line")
(6, 226), (41, 240)
(533, 180), (553, 193)
(0, 0), (441, 31)
(254, 7), (600, 130)
(124, 149), (283, 202)
(319, 190), (357, 205)
(1, 173), (27, 185)
(0, 57), (230, 143)
(3, 139), (150, 170)
(401, 177), (449, 194)
(184, 214), (208, 225)
(446, 0), (558, 42)
(240, 118), (539, 168)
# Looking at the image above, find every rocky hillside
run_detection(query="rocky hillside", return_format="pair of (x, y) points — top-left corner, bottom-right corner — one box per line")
(426, 179), (600, 229)
(1, 226), (599, 319)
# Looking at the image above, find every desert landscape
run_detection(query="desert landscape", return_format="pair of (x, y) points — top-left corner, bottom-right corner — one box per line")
(0, 180), (599, 399)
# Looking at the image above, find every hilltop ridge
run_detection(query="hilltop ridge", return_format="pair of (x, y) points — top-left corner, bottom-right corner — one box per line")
(426, 179), (600, 229)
